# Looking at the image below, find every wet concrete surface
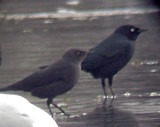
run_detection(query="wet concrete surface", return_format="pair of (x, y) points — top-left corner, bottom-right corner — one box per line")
(0, 0), (160, 127)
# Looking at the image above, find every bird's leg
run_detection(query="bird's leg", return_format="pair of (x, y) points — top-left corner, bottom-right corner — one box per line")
(47, 98), (54, 118)
(108, 76), (115, 100)
(51, 102), (70, 117)
(101, 78), (107, 97)
(47, 98), (69, 117)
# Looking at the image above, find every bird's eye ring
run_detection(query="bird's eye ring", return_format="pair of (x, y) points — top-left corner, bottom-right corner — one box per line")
(130, 28), (135, 32)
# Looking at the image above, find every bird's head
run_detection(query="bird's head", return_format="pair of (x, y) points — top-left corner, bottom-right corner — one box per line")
(63, 49), (87, 63)
(114, 25), (147, 41)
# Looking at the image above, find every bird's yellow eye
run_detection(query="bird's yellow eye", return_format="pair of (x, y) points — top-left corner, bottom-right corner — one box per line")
(130, 28), (135, 32)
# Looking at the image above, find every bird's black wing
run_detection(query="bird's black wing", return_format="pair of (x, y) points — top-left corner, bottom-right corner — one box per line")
(81, 35), (131, 72)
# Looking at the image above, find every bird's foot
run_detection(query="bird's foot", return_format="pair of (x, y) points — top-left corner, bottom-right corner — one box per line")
(63, 112), (70, 117)
(54, 111), (70, 117)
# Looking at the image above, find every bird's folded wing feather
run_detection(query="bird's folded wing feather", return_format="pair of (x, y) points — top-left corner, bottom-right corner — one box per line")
(9, 59), (71, 91)
(82, 38), (129, 71)
(31, 80), (73, 98)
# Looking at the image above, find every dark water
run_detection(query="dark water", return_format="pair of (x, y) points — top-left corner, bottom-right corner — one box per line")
(0, 0), (160, 127)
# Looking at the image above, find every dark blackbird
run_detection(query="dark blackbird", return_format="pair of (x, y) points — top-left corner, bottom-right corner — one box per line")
(0, 49), (87, 117)
(81, 25), (147, 99)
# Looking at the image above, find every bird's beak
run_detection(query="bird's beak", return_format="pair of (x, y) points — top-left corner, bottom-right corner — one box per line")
(139, 28), (148, 33)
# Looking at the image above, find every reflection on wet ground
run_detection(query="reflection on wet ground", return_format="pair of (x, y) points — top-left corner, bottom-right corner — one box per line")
(0, 0), (160, 127)
(60, 104), (139, 127)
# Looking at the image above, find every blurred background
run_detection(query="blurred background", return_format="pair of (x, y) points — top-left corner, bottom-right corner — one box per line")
(0, 0), (160, 127)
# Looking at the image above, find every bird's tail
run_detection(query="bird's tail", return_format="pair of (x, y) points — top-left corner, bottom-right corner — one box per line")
(0, 84), (20, 92)
(0, 87), (11, 92)
(0, 82), (31, 92)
